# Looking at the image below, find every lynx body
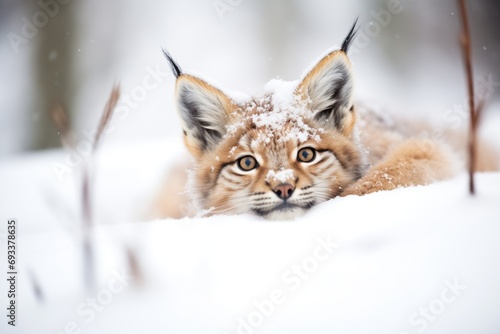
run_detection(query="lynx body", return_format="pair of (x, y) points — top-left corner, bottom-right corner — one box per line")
(157, 22), (496, 220)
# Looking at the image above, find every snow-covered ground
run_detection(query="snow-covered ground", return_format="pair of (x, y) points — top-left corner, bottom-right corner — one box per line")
(1, 137), (499, 334)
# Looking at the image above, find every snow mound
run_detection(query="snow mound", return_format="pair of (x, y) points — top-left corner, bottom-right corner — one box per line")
(266, 168), (294, 183)
(1, 141), (499, 334)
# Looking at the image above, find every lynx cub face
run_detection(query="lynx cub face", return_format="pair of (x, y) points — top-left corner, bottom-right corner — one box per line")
(166, 23), (365, 219)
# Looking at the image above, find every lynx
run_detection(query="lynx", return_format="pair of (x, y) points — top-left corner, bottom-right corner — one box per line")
(156, 21), (497, 220)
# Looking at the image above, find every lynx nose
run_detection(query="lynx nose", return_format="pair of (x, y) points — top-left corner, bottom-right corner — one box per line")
(273, 183), (294, 200)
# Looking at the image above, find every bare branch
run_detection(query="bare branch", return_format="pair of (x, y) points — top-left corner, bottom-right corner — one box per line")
(50, 84), (122, 291)
(94, 84), (121, 149)
(50, 104), (76, 149)
(457, 0), (478, 195)
(81, 84), (121, 289)
(126, 247), (142, 285)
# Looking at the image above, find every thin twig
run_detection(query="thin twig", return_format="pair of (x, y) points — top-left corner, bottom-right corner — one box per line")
(457, 0), (477, 195)
(473, 98), (486, 130)
(50, 85), (121, 291)
(125, 247), (142, 285)
(81, 163), (94, 289)
(94, 84), (120, 149)
(50, 104), (76, 149)
(81, 84), (121, 289)
(28, 269), (45, 303)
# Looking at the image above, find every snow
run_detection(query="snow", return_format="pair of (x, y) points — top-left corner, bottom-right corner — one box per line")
(266, 168), (295, 183)
(1, 141), (500, 334)
(227, 78), (323, 149)
(263, 78), (299, 101)
(228, 146), (238, 157)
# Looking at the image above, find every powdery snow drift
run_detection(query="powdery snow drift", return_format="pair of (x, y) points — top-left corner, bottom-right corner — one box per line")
(0, 140), (499, 334)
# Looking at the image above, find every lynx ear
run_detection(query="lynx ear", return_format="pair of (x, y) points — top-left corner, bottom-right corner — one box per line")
(297, 51), (355, 135)
(175, 75), (233, 156)
(163, 49), (234, 156)
(296, 20), (358, 135)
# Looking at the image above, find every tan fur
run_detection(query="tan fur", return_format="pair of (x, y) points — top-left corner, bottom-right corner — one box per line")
(341, 137), (457, 196)
(151, 159), (191, 219)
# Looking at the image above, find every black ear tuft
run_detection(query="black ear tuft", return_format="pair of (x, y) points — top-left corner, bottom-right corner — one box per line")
(341, 18), (359, 53)
(162, 48), (183, 78)
(296, 50), (355, 134)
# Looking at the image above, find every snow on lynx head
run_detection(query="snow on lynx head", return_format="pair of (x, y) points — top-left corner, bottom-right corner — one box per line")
(165, 21), (364, 219)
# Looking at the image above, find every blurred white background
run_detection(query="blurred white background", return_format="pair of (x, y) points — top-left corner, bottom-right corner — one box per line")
(1, 0), (499, 156)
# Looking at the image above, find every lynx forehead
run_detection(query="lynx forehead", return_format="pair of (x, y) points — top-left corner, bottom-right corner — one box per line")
(227, 85), (323, 145)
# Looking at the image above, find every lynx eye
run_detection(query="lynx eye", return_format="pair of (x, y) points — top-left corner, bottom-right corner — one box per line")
(237, 156), (258, 171)
(297, 147), (316, 163)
